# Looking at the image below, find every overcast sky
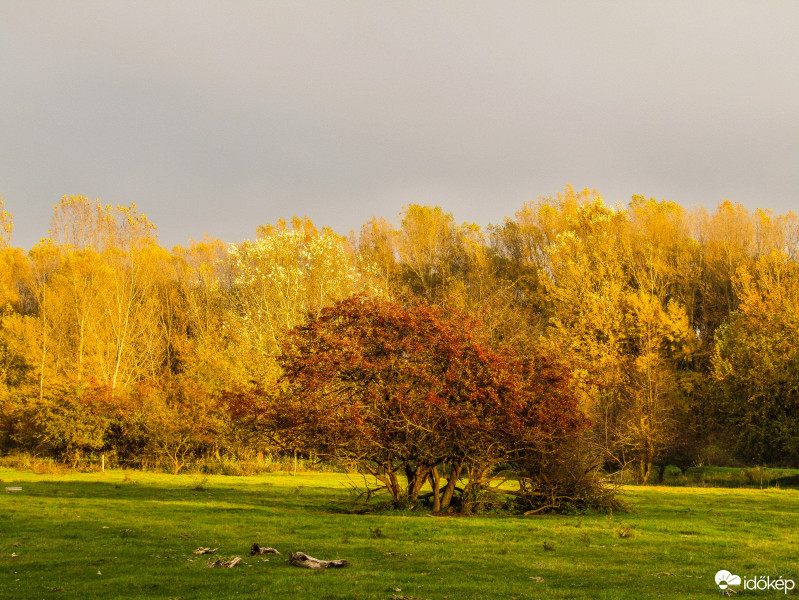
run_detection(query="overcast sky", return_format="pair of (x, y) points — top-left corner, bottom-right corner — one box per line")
(1, 1), (798, 250)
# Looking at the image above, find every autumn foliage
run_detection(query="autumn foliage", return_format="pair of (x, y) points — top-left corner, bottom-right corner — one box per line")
(1, 188), (799, 492)
(270, 294), (590, 511)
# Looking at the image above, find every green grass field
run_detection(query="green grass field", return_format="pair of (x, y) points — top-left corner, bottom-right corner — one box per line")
(1, 468), (798, 599)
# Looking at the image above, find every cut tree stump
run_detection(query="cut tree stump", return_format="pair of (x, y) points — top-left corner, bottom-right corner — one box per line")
(250, 543), (280, 556)
(208, 557), (242, 568)
(286, 552), (349, 569)
(192, 547), (218, 555)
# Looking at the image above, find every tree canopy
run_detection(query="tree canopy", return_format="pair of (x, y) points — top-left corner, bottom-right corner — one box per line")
(270, 294), (588, 511)
(1, 188), (798, 487)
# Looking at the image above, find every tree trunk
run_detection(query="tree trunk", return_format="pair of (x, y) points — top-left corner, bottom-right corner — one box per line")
(430, 466), (441, 512)
(39, 285), (47, 401)
(640, 459), (651, 485)
(408, 464), (430, 501)
(387, 469), (402, 502)
(440, 462), (462, 509)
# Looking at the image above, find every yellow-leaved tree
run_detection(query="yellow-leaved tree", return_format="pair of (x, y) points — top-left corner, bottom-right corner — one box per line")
(227, 218), (384, 388)
(507, 187), (697, 482)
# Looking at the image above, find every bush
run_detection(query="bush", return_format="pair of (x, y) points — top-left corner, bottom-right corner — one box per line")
(511, 438), (623, 514)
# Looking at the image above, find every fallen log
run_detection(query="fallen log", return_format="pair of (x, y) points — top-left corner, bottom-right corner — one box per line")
(250, 543), (280, 556)
(208, 556), (242, 568)
(193, 547), (218, 555)
(286, 552), (349, 569)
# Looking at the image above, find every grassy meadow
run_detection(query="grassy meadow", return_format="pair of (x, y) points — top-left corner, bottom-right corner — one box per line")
(1, 468), (798, 599)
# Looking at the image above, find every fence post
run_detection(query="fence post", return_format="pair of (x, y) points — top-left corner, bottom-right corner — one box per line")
(101, 454), (105, 473)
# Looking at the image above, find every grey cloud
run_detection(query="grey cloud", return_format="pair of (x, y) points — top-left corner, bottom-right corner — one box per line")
(1, 1), (798, 249)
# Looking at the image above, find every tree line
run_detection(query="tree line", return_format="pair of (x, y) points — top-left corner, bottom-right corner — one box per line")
(0, 187), (798, 486)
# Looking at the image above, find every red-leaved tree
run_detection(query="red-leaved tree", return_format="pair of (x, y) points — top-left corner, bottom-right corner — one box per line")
(269, 294), (591, 511)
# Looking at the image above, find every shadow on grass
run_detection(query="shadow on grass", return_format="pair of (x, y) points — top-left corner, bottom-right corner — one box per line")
(1, 477), (353, 516)
(654, 465), (799, 489)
